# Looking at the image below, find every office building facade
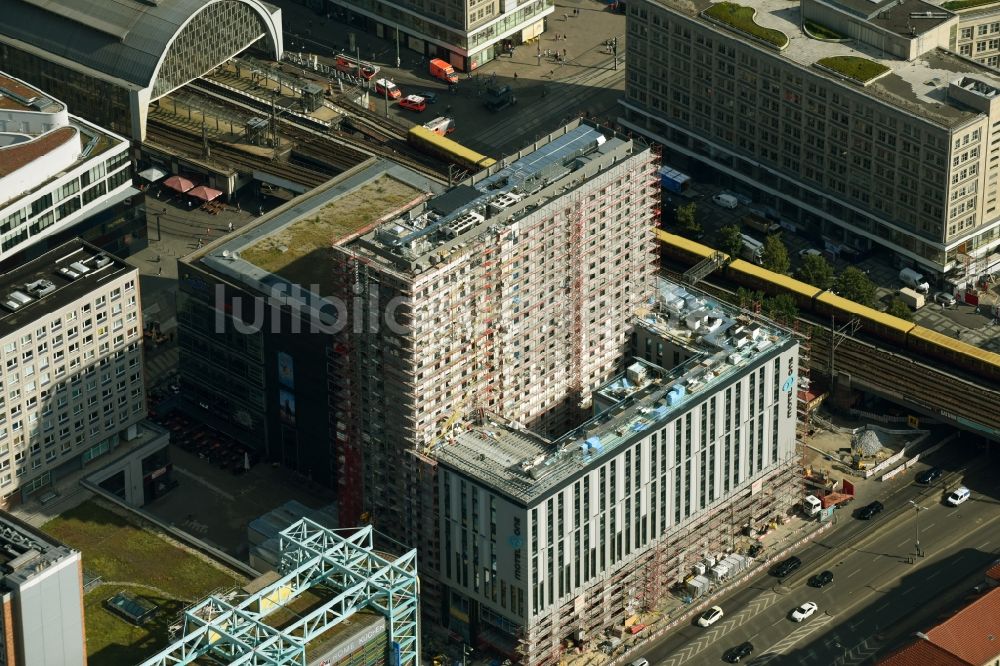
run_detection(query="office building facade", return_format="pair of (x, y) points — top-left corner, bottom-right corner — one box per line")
(436, 281), (800, 664)
(623, 0), (1000, 278)
(0, 240), (145, 506)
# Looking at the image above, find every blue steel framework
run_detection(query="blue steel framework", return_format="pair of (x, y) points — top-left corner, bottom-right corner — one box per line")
(138, 519), (420, 666)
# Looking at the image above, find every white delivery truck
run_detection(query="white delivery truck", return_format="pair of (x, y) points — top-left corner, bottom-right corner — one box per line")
(740, 234), (764, 264)
(899, 267), (930, 293)
(897, 287), (925, 310)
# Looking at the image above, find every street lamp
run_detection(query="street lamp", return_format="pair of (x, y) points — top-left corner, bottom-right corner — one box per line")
(908, 500), (928, 558)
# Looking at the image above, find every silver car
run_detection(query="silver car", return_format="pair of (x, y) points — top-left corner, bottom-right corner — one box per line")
(934, 291), (956, 306)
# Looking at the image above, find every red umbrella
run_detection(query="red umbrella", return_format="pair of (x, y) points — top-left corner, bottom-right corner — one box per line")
(188, 185), (223, 202)
(163, 176), (195, 193)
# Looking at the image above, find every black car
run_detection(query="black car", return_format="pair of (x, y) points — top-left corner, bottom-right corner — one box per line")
(771, 556), (802, 578)
(723, 642), (754, 663)
(413, 90), (439, 104)
(916, 467), (943, 484)
(857, 500), (884, 520)
(808, 570), (834, 588)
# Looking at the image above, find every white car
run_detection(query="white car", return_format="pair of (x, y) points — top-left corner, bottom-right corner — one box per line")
(799, 248), (823, 258)
(790, 602), (818, 622)
(698, 605), (724, 627)
(946, 486), (971, 506)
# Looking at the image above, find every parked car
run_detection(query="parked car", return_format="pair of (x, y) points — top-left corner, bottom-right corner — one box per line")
(791, 601), (818, 622)
(771, 556), (802, 577)
(946, 486), (971, 506)
(934, 291), (957, 306)
(628, 659), (649, 666)
(413, 90), (439, 104)
(857, 500), (884, 519)
(373, 78), (401, 99)
(808, 570), (834, 588)
(916, 467), (943, 484)
(799, 248), (823, 258)
(697, 606), (724, 627)
(723, 642), (754, 663)
(398, 95), (427, 112)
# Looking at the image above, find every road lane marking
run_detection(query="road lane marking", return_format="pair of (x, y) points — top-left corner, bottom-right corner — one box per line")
(897, 538), (909, 547)
(875, 602), (890, 612)
(980, 540), (991, 549)
(847, 569), (861, 579)
(925, 522), (935, 529)
(927, 570), (941, 580)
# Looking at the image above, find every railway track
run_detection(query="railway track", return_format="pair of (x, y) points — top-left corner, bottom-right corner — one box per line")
(146, 116), (332, 190)
(192, 75), (448, 181)
(663, 268), (1000, 433)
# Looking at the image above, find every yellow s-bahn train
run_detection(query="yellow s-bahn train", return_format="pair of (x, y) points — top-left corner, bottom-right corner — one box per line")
(656, 230), (1000, 384)
(407, 125), (497, 172)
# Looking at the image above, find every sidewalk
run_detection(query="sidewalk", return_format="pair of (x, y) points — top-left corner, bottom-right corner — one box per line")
(566, 517), (830, 666)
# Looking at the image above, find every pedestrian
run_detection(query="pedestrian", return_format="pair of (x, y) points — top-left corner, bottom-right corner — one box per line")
(155, 254), (160, 262)
(228, 221), (234, 232)
(563, 48), (568, 58)
(187, 200), (192, 209)
(206, 226), (211, 235)
(236, 202), (241, 212)
(157, 266), (162, 276)
(514, 72), (518, 80)
(197, 237), (203, 248)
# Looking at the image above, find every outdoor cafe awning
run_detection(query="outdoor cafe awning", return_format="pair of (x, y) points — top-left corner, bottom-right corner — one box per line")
(188, 185), (223, 202)
(163, 175), (195, 193)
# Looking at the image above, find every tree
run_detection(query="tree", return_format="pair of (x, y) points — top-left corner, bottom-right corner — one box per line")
(675, 203), (701, 237)
(836, 267), (877, 307)
(718, 224), (743, 259)
(886, 298), (913, 321)
(797, 254), (835, 290)
(764, 294), (799, 324)
(761, 235), (790, 274)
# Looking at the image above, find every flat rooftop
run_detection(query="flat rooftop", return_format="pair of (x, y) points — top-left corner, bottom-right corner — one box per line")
(435, 278), (795, 505)
(0, 510), (74, 588)
(345, 121), (640, 274)
(650, 0), (1000, 128)
(192, 160), (442, 302)
(0, 73), (62, 113)
(0, 239), (135, 340)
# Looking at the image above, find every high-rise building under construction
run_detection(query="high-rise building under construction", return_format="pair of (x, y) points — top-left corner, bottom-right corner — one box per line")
(328, 122), (659, 615)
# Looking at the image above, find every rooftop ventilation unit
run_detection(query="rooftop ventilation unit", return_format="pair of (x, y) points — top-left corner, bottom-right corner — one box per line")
(57, 267), (81, 281)
(24, 279), (55, 298)
(90, 254), (112, 268)
(0, 86), (37, 107)
(2, 291), (33, 312)
(440, 211), (484, 240)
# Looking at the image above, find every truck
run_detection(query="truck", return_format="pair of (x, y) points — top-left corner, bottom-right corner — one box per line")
(658, 166), (691, 195)
(373, 78), (401, 100)
(897, 286), (925, 310)
(429, 58), (459, 84)
(740, 234), (764, 264)
(743, 213), (781, 235)
(483, 83), (516, 112)
(899, 267), (930, 293)
(803, 495), (823, 517)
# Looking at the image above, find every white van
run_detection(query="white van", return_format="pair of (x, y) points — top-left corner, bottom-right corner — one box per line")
(899, 267), (930, 293)
(712, 193), (739, 209)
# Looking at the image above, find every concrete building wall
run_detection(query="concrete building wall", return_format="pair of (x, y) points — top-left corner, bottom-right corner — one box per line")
(0, 132), (131, 265)
(0, 269), (144, 503)
(0, 105), (68, 137)
(623, 0), (1000, 274)
(955, 13), (1000, 67)
(438, 343), (799, 658)
(328, 0), (554, 69)
(10, 550), (86, 666)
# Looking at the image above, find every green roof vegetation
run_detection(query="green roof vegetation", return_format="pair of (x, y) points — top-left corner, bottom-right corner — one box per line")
(816, 56), (890, 84)
(43, 500), (246, 664)
(804, 19), (845, 40)
(703, 3), (788, 48)
(241, 175), (423, 293)
(942, 0), (999, 10)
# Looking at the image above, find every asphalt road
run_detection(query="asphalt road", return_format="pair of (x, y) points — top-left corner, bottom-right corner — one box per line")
(637, 446), (999, 665)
